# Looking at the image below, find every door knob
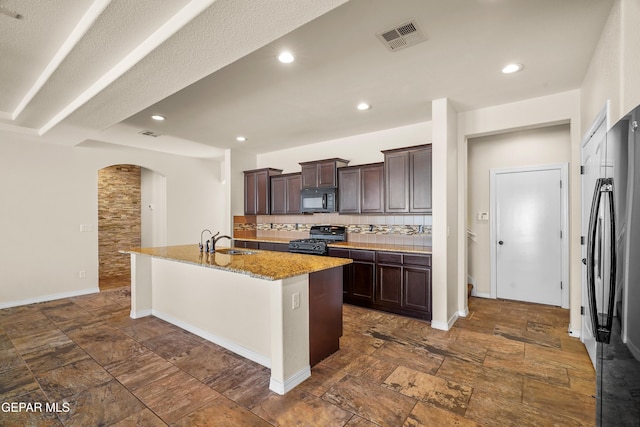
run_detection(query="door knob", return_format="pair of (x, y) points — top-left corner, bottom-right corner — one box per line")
(498, 240), (504, 245)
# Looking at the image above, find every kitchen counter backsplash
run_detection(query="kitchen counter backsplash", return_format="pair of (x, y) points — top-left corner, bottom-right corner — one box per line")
(234, 214), (432, 246)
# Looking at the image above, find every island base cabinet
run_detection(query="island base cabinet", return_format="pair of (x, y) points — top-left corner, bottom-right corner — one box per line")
(309, 267), (343, 366)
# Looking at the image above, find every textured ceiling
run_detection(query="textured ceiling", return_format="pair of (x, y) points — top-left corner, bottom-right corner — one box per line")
(0, 0), (613, 157)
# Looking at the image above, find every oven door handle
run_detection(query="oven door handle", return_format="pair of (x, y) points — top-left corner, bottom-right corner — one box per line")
(586, 177), (616, 344)
(322, 194), (327, 210)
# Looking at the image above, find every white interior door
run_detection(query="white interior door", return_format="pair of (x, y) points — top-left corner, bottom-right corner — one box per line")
(581, 113), (608, 368)
(493, 166), (564, 306)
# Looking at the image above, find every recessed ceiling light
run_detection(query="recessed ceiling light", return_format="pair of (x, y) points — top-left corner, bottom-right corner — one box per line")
(502, 63), (523, 74)
(278, 51), (295, 64)
(151, 114), (165, 121)
(357, 102), (371, 111)
(236, 136), (247, 142)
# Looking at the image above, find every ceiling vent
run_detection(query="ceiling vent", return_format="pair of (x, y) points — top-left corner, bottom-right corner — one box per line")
(376, 19), (426, 52)
(138, 130), (161, 137)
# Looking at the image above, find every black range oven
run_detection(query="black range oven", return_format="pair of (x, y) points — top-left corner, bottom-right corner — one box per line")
(288, 225), (346, 255)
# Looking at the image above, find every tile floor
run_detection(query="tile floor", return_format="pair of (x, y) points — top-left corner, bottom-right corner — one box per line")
(0, 287), (595, 426)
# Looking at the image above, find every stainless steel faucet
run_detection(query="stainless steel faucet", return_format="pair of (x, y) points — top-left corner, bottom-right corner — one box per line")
(211, 234), (232, 253)
(200, 229), (213, 252)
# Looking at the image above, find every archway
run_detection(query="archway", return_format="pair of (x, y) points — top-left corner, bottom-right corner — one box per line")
(98, 164), (141, 290)
(97, 164), (167, 290)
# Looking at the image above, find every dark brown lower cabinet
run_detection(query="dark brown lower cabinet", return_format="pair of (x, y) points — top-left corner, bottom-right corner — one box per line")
(233, 240), (289, 252)
(257, 242), (289, 252)
(234, 240), (259, 249)
(377, 263), (402, 306)
(328, 248), (376, 306)
(376, 252), (431, 320)
(350, 250), (376, 304)
(328, 248), (431, 321)
(403, 266), (431, 312)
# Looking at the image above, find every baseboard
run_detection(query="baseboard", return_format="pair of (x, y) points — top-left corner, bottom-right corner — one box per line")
(0, 287), (100, 309)
(152, 309), (271, 368)
(628, 337), (640, 361)
(473, 292), (492, 299)
(269, 366), (311, 395)
(567, 326), (581, 338)
(431, 311), (459, 331)
(130, 309), (152, 319)
(458, 307), (469, 318)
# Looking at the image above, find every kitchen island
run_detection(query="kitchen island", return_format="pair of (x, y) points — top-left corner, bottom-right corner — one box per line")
(122, 245), (351, 395)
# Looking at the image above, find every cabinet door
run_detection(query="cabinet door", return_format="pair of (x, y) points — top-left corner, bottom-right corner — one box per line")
(338, 167), (360, 213)
(244, 172), (257, 215)
(301, 164), (317, 188)
(236, 240), (259, 249)
(286, 174), (302, 214)
(403, 267), (431, 313)
(270, 176), (287, 215)
(255, 170), (270, 215)
(410, 147), (432, 213)
(328, 248), (351, 297)
(272, 243), (290, 252)
(317, 161), (337, 187)
(351, 261), (375, 303)
(384, 152), (409, 213)
(361, 164), (384, 213)
(377, 264), (402, 306)
(259, 242), (276, 251)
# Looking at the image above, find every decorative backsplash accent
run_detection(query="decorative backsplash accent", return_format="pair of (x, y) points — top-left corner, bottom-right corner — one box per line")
(233, 213), (432, 246)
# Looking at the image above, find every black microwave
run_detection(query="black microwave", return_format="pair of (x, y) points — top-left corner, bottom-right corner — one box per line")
(300, 187), (337, 213)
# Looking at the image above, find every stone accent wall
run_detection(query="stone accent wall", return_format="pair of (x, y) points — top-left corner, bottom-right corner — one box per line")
(98, 165), (141, 283)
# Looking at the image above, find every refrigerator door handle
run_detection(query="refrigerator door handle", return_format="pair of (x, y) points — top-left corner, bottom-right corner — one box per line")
(586, 177), (616, 344)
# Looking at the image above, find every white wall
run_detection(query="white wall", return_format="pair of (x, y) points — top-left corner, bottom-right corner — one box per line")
(432, 98), (460, 330)
(141, 168), (167, 247)
(256, 122), (432, 173)
(467, 125), (571, 296)
(0, 134), (225, 308)
(581, 0), (640, 131)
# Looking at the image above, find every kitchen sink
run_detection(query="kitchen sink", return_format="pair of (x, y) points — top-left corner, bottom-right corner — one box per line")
(217, 249), (256, 255)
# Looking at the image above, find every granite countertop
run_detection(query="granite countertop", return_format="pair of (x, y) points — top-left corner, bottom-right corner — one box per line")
(234, 237), (431, 255)
(122, 245), (352, 281)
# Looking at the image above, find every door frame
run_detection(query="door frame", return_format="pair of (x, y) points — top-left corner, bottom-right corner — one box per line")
(489, 163), (569, 308)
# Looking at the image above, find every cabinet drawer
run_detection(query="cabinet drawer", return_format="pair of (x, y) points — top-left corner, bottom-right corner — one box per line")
(403, 254), (431, 267)
(350, 249), (375, 262)
(328, 248), (350, 258)
(377, 252), (402, 264)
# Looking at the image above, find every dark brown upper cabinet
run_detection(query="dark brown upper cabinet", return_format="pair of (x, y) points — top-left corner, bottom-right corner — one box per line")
(243, 168), (282, 215)
(270, 173), (302, 215)
(382, 145), (432, 213)
(338, 163), (384, 214)
(300, 158), (349, 188)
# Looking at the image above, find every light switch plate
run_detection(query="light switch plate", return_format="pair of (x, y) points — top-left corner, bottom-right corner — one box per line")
(292, 292), (300, 310)
(477, 212), (489, 221)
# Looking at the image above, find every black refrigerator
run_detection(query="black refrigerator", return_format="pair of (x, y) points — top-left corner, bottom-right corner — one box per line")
(584, 104), (640, 426)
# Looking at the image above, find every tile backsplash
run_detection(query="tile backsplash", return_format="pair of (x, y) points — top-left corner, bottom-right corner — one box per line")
(234, 213), (432, 246)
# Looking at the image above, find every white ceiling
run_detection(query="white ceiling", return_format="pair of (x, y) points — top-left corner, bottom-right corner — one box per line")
(0, 0), (613, 157)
